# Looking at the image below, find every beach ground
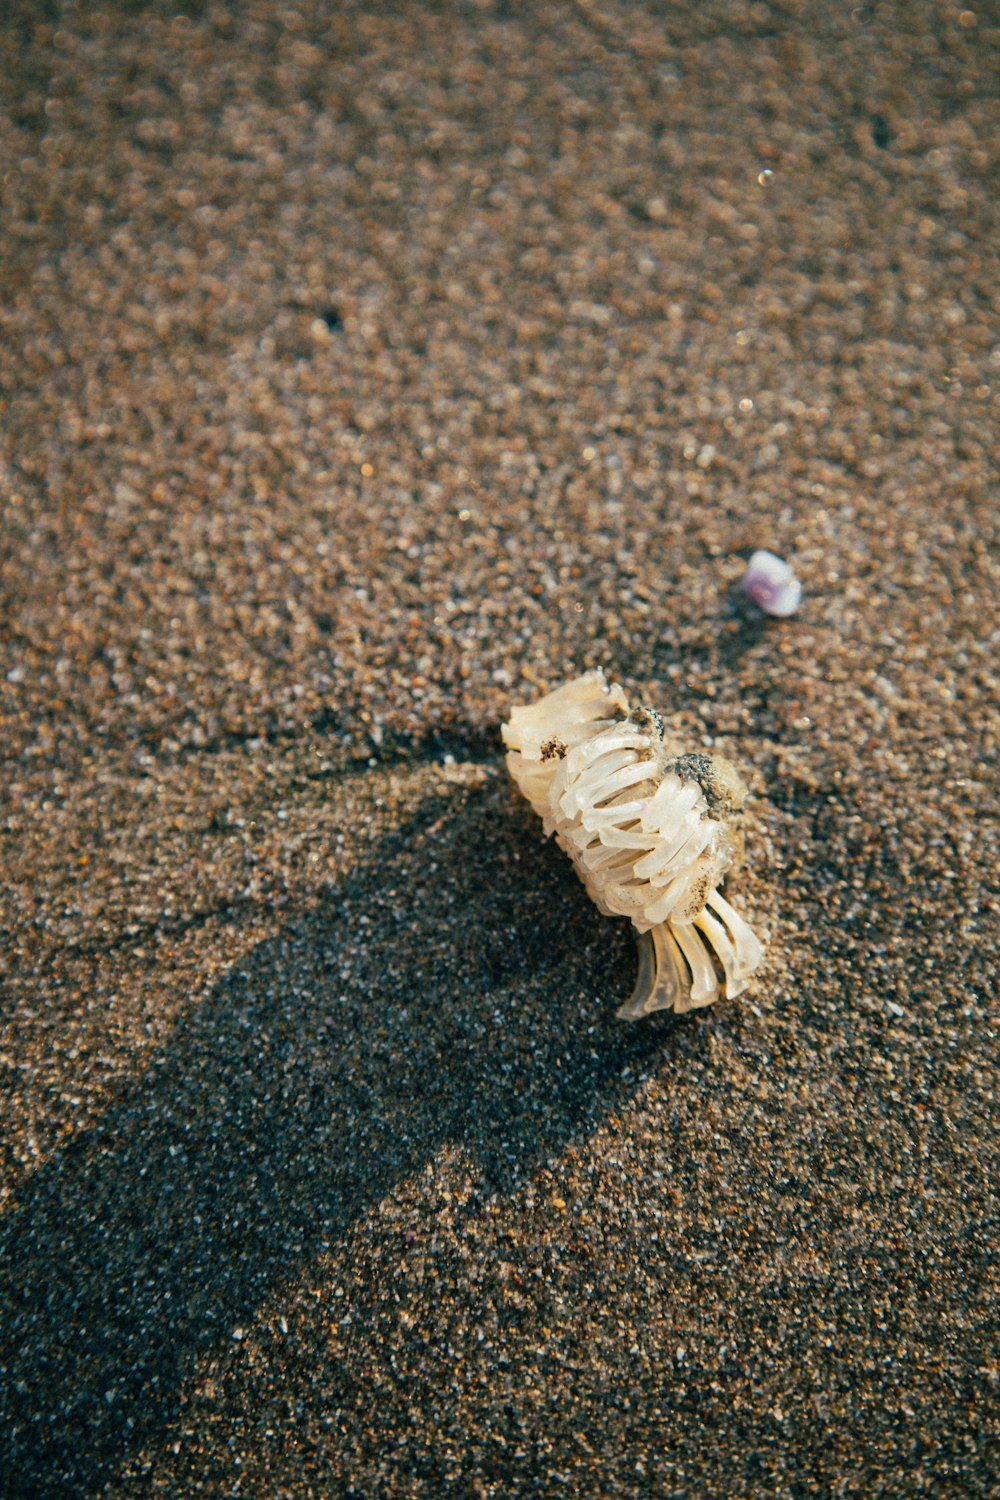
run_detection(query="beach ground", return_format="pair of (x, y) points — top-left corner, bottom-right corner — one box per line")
(1, 2), (997, 1495)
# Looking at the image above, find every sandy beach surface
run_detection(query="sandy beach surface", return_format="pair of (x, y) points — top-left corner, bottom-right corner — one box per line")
(1, 2), (997, 1495)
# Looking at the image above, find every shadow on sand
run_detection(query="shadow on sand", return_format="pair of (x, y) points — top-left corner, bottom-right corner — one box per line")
(0, 775), (682, 1496)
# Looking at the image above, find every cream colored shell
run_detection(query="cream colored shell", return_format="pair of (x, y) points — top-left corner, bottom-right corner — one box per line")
(502, 670), (764, 1018)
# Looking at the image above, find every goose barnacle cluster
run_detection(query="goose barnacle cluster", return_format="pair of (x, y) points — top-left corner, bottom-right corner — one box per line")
(502, 671), (764, 1018)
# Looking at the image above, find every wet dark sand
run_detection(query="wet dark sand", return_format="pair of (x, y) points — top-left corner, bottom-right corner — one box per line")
(1, 2), (997, 1495)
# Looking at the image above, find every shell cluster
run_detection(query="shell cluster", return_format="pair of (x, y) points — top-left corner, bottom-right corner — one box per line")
(502, 671), (764, 1018)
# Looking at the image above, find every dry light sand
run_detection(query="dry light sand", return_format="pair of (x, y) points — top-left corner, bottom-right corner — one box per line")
(1, 1), (998, 1495)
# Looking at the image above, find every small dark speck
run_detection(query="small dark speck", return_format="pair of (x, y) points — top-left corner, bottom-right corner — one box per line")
(321, 307), (342, 330)
(871, 116), (891, 149)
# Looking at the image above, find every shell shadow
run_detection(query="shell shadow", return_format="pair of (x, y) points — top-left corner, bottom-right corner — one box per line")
(0, 777), (681, 1497)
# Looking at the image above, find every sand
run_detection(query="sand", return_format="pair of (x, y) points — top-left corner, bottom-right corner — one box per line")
(1, 1), (997, 1495)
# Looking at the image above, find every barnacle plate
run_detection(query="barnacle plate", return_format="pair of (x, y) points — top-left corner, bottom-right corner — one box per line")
(502, 671), (764, 1018)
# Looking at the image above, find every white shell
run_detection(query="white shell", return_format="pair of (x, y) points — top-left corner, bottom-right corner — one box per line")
(502, 671), (764, 1018)
(740, 549), (802, 617)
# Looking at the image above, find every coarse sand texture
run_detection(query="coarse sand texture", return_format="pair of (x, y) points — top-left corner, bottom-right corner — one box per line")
(1, 2), (997, 1496)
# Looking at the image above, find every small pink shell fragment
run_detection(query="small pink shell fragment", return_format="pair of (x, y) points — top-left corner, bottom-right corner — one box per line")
(740, 550), (802, 617)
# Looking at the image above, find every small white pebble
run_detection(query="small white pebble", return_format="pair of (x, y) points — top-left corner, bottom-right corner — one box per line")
(740, 549), (802, 617)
